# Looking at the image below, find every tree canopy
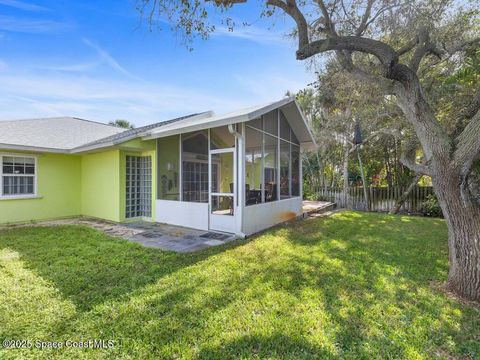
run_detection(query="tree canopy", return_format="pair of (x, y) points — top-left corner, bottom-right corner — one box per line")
(109, 119), (135, 129)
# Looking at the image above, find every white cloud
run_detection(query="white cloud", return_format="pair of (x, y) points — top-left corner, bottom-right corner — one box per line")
(0, 71), (250, 125)
(0, 37), (314, 125)
(82, 38), (141, 80)
(0, 15), (72, 33)
(36, 61), (100, 73)
(234, 72), (310, 102)
(0, 0), (49, 12)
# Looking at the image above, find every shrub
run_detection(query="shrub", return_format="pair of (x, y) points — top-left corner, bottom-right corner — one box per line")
(302, 183), (317, 200)
(419, 194), (443, 217)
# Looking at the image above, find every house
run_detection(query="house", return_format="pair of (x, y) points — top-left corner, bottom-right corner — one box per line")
(0, 97), (315, 236)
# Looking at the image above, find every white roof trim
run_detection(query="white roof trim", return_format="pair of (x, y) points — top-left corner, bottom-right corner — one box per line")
(0, 143), (69, 154)
(142, 97), (315, 146)
(70, 112), (215, 154)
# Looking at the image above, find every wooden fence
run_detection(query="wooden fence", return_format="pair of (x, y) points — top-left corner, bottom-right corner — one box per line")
(313, 186), (435, 213)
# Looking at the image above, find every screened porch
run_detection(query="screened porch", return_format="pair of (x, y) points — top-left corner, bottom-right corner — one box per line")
(153, 103), (308, 236)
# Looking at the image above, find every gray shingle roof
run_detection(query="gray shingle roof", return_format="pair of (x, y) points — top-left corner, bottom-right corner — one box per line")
(0, 117), (126, 151)
(0, 113), (203, 153)
(73, 112), (203, 151)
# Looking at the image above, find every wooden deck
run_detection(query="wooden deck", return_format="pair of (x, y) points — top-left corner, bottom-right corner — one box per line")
(302, 200), (336, 217)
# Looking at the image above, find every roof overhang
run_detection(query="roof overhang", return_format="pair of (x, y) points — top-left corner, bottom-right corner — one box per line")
(70, 112), (214, 154)
(0, 143), (69, 154)
(142, 97), (316, 149)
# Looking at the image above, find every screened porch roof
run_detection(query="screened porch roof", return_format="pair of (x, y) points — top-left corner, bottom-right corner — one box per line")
(141, 97), (316, 149)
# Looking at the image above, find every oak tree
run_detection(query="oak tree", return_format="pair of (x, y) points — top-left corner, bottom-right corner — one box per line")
(138, 0), (480, 300)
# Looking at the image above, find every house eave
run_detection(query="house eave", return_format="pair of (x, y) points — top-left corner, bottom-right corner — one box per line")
(141, 97), (316, 144)
(0, 143), (70, 154)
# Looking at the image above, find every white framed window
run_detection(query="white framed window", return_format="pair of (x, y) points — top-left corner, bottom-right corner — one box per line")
(0, 154), (37, 198)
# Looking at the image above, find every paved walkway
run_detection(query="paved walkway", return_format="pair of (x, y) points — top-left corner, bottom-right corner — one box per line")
(35, 218), (238, 253)
(124, 222), (237, 252)
(15, 200), (335, 253)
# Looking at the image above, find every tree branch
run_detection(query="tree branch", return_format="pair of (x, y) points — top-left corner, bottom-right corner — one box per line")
(314, 0), (338, 36)
(267, 0), (309, 49)
(418, 37), (480, 77)
(344, 61), (396, 94)
(462, 89), (480, 120)
(361, 3), (402, 35)
(296, 36), (398, 67)
(409, 27), (443, 73)
(396, 37), (419, 57)
(444, 37), (480, 55)
(400, 153), (432, 176)
(355, 0), (374, 36)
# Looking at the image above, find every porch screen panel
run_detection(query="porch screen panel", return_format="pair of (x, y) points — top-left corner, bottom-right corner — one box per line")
(245, 113), (302, 205)
(264, 134), (278, 202)
(181, 130), (209, 202)
(291, 145), (300, 196)
(245, 126), (263, 206)
(280, 140), (291, 199)
(157, 135), (180, 201)
(126, 155), (152, 218)
(264, 109), (278, 136)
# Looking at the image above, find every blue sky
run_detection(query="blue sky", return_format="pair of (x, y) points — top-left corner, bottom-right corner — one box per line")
(0, 0), (315, 126)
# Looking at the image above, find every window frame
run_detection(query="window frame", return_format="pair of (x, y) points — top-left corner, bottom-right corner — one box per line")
(0, 153), (38, 199)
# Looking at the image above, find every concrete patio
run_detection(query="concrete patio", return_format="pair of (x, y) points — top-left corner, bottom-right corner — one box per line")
(34, 218), (238, 253)
(124, 221), (237, 252)
(22, 200), (335, 253)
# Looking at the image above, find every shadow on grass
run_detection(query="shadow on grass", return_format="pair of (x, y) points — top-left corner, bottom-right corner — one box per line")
(0, 225), (247, 312)
(256, 212), (477, 358)
(197, 334), (335, 359)
(1, 212), (478, 359)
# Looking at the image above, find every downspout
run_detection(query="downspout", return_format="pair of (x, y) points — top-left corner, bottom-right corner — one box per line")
(228, 124), (246, 239)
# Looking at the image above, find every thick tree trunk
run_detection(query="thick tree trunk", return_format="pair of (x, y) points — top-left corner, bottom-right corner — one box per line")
(392, 69), (480, 300)
(390, 174), (422, 214)
(432, 171), (480, 301)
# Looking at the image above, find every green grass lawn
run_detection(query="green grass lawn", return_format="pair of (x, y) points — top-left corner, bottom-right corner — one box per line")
(0, 212), (478, 359)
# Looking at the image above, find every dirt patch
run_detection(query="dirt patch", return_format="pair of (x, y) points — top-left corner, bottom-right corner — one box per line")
(430, 280), (480, 309)
(277, 211), (298, 222)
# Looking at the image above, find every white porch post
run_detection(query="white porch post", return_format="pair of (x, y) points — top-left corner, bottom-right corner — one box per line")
(236, 123), (246, 237)
(300, 145), (304, 201)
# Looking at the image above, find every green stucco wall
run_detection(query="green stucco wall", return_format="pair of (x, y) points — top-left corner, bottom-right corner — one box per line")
(0, 141), (159, 225)
(80, 149), (121, 222)
(0, 153), (81, 224)
(157, 135), (180, 201)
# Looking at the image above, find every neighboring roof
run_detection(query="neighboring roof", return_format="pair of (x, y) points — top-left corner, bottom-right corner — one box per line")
(0, 97), (315, 154)
(0, 117), (126, 152)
